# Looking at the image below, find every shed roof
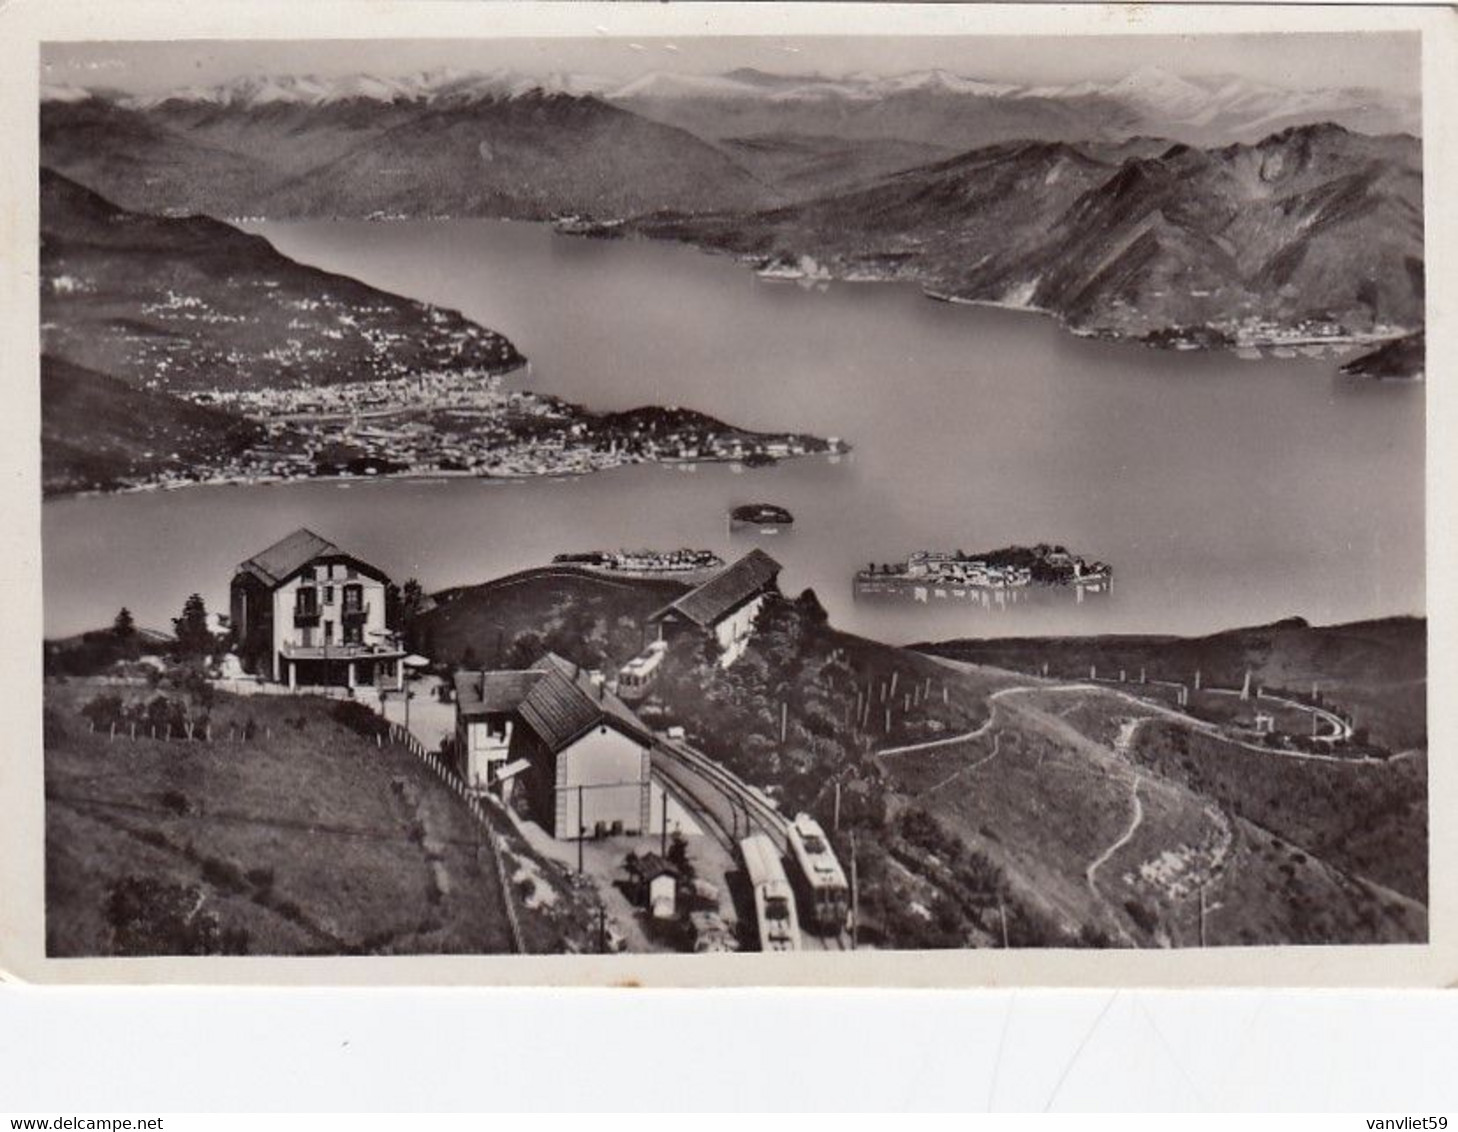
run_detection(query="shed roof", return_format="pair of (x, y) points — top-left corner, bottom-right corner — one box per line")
(649, 549), (781, 628)
(454, 669), (547, 718)
(628, 852), (679, 883)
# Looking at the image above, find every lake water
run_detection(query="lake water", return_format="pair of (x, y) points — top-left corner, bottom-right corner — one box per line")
(43, 220), (1424, 644)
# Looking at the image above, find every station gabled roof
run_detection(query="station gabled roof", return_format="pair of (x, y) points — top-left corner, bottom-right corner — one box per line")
(234, 527), (389, 588)
(517, 653), (654, 754)
(649, 548), (781, 629)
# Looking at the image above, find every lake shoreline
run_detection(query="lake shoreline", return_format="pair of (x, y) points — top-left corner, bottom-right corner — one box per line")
(42, 448), (847, 504)
(588, 224), (1420, 366)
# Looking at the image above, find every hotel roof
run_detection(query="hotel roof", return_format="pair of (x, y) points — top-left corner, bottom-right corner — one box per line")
(236, 527), (389, 588)
(237, 528), (342, 587)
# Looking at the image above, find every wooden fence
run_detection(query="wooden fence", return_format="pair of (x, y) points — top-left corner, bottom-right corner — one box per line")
(383, 720), (526, 955)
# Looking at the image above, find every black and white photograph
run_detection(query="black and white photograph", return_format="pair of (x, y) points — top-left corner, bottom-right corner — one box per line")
(7, 1), (1448, 982)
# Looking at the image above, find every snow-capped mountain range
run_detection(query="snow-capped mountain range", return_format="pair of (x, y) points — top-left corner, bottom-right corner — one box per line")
(41, 63), (1418, 143)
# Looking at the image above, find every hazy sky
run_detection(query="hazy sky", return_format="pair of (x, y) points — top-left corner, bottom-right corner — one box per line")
(42, 33), (1420, 98)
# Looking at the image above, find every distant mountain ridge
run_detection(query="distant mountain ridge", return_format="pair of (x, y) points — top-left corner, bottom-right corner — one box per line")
(46, 63), (1417, 145)
(39, 63), (1418, 221)
(608, 64), (1417, 150)
(640, 123), (1424, 350)
(42, 85), (771, 221)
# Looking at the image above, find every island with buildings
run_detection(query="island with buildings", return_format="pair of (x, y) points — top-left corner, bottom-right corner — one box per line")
(552, 548), (726, 580)
(855, 544), (1112, 602)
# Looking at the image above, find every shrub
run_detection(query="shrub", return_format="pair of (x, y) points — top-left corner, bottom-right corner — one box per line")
(1123, 899), (1160, 935)
(331, 700), (388, 740)
(200, 857), (247, 894)
(80, 694), (126, 732)
(144, 695), (186, 738)
(105, 876), (249, 956)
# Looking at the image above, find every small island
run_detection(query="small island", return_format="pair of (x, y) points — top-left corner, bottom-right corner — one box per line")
(730, 503), (794, 528)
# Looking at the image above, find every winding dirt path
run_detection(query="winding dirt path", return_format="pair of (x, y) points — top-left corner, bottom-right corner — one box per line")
(1086, 775), (1144, 896)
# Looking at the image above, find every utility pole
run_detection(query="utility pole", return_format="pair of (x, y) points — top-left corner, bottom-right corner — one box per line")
(999, 895), (1009, 949)
(849, 829), (859, 950)
(833, 781), (842, 833)
(661, 789), (669, 856)
(577, 784), (585, 876)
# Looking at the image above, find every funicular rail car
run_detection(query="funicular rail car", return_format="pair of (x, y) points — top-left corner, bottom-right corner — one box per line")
(785, 812), (850, 933)
(739, 833), (801, 952)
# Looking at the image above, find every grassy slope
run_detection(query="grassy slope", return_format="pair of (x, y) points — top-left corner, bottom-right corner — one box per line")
(421, 567), (691, 670)
(45, 682), (591, 956)
(41, 354), (262, 495)
(881, 679), (1424, 945)
(1125, 718), (1427, 903)
(917, 616), (1427, 751)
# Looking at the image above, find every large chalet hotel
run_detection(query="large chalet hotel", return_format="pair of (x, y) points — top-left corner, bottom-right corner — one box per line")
(230, 528), (404, 690)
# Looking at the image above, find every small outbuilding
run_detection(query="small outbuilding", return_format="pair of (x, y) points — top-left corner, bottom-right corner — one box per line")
(625, 852), (680, 919)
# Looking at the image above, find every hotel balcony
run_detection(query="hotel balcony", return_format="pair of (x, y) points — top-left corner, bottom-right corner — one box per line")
(280, 640), (403, 661)
(293, 608), (321, 628)
(341, 603), (370, 626)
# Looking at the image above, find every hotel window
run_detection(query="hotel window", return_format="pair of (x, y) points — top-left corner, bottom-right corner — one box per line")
(324, 585), (334, 604)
